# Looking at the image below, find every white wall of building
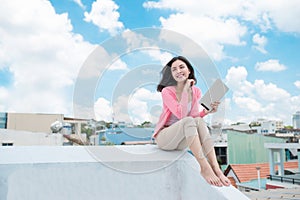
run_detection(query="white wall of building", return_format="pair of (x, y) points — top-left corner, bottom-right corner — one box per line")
(292, 111), (300, 129)
(261, 120), (276, 134)
(7, 113), (64, 133)
(0, 129), (63, 146)
(0, 146), (250, 200)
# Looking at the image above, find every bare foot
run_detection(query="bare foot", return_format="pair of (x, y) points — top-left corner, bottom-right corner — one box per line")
(218, 173), (231, 186)
(201, 166), (223, 187)
(212, 167), (231, 186)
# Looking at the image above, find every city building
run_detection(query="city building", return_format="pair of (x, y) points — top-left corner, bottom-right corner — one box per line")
(0, 112), (89, 134)
(210, 125), (228, 168)
(275, 120), (284, 130)
(292, 111), (300, 129)
(264, 143), (300, 189)
(223, 131), (300, 193)
(97, 127), (154, 145)
(225, 130), (287, 165)
(0, 112), (7, 129)
(224, 161), (299, 191)
(5, 112), (64, 133)
(261, 120), (276, 134)
(0, 112), (89, 146)
(250, 119), (277, 134)
(0, 129), (64, 146)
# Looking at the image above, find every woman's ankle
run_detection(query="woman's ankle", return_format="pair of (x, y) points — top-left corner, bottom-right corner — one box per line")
(208, 164), (221, 173)
(197, 159), (213, 171)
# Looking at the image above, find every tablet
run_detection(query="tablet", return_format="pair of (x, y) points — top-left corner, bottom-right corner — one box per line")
(200, 78), (229, 111)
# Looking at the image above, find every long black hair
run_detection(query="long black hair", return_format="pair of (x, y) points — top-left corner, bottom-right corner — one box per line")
(157, 56), (197, 92)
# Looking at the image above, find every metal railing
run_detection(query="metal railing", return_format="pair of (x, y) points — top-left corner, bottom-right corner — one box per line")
(267, 174), (300, 185)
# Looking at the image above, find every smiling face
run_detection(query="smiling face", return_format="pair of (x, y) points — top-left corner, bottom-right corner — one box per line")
(170, 59), (190, 84)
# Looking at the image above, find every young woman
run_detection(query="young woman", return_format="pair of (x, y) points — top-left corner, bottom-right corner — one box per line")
(153, 56), (230, 187)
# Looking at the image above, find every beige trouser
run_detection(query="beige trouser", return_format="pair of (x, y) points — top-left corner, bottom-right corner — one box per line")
(156, 117), (213, 158)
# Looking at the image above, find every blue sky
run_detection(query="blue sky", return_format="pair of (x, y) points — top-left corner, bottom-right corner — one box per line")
(0, 0), (299, 126)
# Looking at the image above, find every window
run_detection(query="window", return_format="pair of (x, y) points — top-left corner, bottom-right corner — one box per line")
(2, 142), (13, 146)
(215, 147), (227, 165)
(285, 149), (298, 161)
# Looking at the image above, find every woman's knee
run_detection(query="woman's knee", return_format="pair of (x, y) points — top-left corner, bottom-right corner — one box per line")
(181, 116), (195, 125)
(180, 117), (198, 137)
(181, 116), (197, 129)
(194, 117), (207, 127)
(194, 117), (205, 123)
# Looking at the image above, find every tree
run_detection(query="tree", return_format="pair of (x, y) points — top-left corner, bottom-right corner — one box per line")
(141, 121), (152, 127)
(81, 123), (93, 139)
(284, 125), (293, 130)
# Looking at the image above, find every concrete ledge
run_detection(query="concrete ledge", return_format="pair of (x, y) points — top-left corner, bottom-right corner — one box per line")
(264, 143), (300, 149)
(0, 145), (249, 200)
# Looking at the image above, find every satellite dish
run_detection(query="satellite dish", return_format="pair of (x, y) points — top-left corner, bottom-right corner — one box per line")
(50, 121), (63, 133)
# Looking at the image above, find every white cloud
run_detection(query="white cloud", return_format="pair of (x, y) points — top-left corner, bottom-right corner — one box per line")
(109, 59), (129, 70)
(112, 95), (132, 123)
(225, 66), (298, 125)
(252, 33), (267, 54)
(94, 97), (113, 121)
(266, 0), (300, 33)
(121, 30), (162, 53)
(225, 66), (254, 97)
(291, 96), (300, 111)
(254, 80), (290, 101)
(130, 88), (161, 101)
(238, 1), (272, 32)
(159, 14), (247, 60)
(144, 0), (300, 61)
(84, 0), (124, 35)
(0, 87), (9, 103)
(121, 30), (174, 65)
(95, 88), (161, 124)
(233, 96), (262, 113)
(255, 59), (287, 72)
(228, 1), (300, 33)
(295, 81), (300, 89)
(143, 49), (173, 67)
(0, 0), (95, 116)
(144, 0), (242, 17)
(226, 66), (248, 84)
(128, 88), (161, 124)
(73, 0), (85, 9)
(144, 1), (248, 60)
(128, 97), (151, 124)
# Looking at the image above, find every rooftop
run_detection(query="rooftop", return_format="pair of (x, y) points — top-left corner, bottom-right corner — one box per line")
(244, 188), (300, 200)
(224, 161), (299, 183)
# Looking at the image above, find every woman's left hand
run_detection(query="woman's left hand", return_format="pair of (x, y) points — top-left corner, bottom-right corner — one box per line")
(205, 101), (220, 114)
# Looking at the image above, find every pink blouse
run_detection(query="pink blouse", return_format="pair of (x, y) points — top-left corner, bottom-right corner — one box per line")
(153, 86), (207, 138)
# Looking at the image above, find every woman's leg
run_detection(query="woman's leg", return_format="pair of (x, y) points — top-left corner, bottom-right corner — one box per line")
(156, 117), (222, 186)
(187, 134), (223, 186)
(194, 117), (231, 186)
(155, 117), (194, 150)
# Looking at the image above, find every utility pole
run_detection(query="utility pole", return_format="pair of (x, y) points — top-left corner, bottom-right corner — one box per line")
(256, 166), (261, 190)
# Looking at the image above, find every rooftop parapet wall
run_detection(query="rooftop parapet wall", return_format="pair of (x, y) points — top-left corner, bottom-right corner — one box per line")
(0, 145), (249, 200)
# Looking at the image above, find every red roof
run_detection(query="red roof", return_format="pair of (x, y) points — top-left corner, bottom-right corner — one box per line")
(224, 161), (298, 183)
(227, 177), (237, 188)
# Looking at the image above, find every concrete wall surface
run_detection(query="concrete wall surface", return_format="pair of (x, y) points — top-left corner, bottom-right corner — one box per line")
(0, 145), (249, 200)
(7, 113), (64, 133)
(0, 129), (63, 146)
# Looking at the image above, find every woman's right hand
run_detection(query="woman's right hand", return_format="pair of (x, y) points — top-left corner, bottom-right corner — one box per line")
(184, 79), (195, 91)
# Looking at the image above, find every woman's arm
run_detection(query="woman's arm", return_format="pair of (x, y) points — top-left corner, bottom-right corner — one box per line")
(191, 87), (207, 118)
(194, 87), (220, 117)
